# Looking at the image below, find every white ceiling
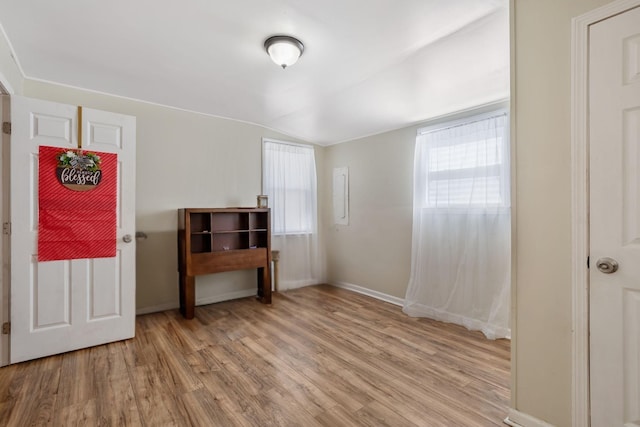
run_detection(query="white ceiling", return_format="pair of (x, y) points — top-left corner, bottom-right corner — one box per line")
(0, 0), (509, 145)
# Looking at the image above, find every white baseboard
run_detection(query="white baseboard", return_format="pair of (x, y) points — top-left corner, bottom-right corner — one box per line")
(137, 283), (401, 315)
(136, 289), (256, 315)
(136, 301), (178, 315)
(329, 281), (405, 306)
(278, 281), (317, 291)
(504, 409), (555, 427)
(196, 289), (256, 307)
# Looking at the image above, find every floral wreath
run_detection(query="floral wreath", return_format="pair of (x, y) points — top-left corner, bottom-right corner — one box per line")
(57, 150), (101, 172)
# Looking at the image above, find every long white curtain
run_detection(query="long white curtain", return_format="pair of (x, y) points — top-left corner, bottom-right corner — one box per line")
(403, 111), (511, 340)
(263, 140), (323, 289)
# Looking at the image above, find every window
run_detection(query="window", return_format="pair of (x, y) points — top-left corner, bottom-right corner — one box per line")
(262, 139), (317, 234)
(416, 110), (509, 208)
(405, 107), (512, 339)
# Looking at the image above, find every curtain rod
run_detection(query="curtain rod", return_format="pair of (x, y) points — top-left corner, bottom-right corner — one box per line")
(262, 138), (315, 150)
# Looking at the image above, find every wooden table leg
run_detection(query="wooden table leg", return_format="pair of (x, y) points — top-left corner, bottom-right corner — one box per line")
(271, 250), (280, 293)
(180, 274), (196, 319)
(257, 266), (272, 304)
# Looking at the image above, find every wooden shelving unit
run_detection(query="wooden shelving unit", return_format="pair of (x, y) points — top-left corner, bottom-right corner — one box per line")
(177, 208), (272, 319)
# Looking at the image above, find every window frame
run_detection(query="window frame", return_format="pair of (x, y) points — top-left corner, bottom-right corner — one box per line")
(416, 107), (510, 210)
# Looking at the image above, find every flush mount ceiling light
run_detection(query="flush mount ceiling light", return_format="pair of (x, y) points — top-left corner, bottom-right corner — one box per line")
(264, 35), (304, 69)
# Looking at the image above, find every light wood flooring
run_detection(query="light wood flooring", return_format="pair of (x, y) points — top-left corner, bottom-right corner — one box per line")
(0, 284), (510, 426)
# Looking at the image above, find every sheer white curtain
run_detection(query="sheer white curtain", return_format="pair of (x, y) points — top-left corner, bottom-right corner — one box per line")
(403, 110), (511, 340)
(262, 139), (323, 289)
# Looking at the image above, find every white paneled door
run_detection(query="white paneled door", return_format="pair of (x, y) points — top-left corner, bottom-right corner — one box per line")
(9, 96), (136, 363)
(589, 5), (640, 426)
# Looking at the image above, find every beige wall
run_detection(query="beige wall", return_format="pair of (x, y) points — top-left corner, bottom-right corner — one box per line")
(512, 0), (613, 425)
(322, 127), (415, 299)
(23, 79), (320, 312)
(322, 102), (507, 299)
(0, 27), (23, 94)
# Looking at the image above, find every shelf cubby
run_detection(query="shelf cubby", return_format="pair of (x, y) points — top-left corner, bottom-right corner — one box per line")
(189, 212), (211, 233)
(211, 212), (249, 232)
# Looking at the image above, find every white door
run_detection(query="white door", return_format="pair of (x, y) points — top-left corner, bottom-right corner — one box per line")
(9, 95), (136, 363)
(590, 5), (640, 426)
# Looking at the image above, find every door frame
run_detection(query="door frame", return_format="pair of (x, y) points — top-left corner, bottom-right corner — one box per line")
(0, 79), (11, 368)
(571, 1), (640, 425)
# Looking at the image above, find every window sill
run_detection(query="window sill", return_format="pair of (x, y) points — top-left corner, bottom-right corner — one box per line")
(273, 231), (314, 237)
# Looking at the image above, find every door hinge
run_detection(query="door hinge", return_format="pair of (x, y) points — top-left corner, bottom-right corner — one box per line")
(2, 222), (10, 235)
(2, 322), (10, 334)
(2, 122), (11, 135)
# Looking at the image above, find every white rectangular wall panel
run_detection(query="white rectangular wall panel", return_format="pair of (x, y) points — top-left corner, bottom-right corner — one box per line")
(87, 121), (122, 149)
(31, 113), (72, 143)
(87, 255), (121, 321)
(333, 167), (349, 225)
(623, 107), (640, 246)
(32, 258), (71, 330)
(624, 288), (640, 426)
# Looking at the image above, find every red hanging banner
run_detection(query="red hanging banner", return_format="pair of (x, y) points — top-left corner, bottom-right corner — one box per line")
(38, 146), (118, 261)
